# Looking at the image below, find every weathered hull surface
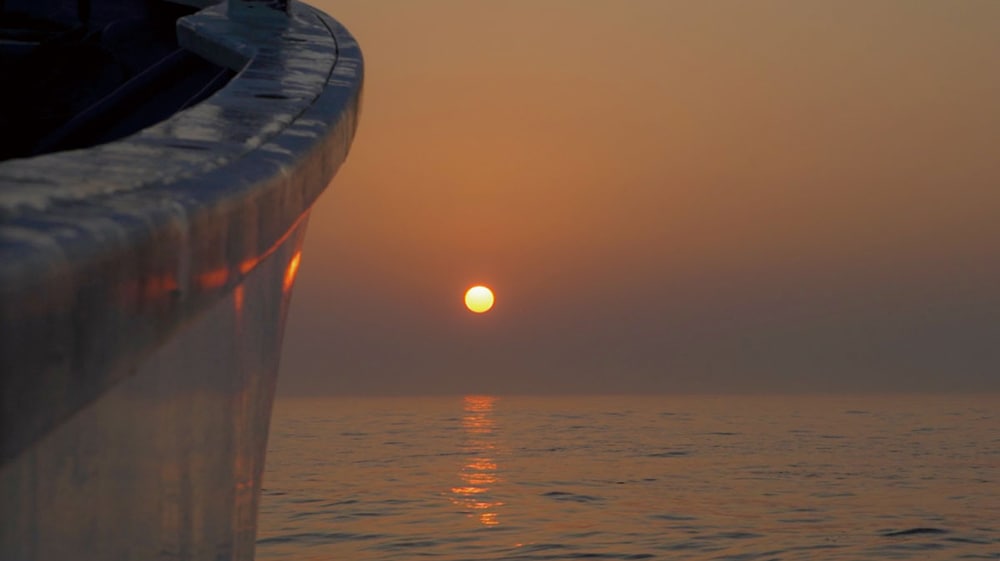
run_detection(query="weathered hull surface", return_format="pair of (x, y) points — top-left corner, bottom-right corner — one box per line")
(2, 219), (305, 560)
(0, 1), (362, 559)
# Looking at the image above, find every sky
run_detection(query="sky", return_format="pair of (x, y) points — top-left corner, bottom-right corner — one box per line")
(278, 0), (1000, 396)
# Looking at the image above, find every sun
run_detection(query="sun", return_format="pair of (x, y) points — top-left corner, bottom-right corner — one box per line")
(464, 285), (495, 314)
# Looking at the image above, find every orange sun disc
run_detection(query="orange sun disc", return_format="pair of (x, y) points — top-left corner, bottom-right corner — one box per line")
(464, 285), (495, 313)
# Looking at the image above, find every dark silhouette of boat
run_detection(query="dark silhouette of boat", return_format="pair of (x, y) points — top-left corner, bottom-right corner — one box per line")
(0, 0), (362, 558)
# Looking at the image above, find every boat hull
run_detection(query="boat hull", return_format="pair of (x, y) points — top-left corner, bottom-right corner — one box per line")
(1, 217), (307, 560)
(0, 1), (363, 559)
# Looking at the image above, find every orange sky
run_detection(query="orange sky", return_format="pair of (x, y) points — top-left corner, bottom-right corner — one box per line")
(279, 0), (1000, 395)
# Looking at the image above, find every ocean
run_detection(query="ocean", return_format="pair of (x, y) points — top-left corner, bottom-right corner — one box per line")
(256, 395), (998, 560)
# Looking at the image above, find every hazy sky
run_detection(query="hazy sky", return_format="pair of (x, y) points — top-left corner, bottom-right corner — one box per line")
(279, 0), (1000, 395)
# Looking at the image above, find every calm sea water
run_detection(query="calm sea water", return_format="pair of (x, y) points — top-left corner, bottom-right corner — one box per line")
(256, 395), (999, 560)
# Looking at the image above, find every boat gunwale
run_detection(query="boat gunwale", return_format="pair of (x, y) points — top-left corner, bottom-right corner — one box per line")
(0, 0), (363, 464)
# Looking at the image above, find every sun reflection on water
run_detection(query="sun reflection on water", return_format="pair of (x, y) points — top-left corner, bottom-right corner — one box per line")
(451, 395), (504, 526)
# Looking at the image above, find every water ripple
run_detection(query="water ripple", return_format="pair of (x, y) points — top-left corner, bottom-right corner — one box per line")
(257, 395), (1000, 561)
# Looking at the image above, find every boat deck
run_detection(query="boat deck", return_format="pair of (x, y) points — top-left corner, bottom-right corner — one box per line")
(0, 1), (233, 160)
